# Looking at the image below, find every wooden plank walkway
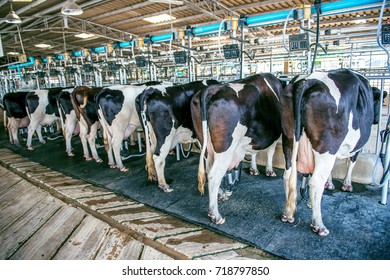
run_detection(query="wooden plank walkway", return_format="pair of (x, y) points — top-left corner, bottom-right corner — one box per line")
(0, 148), (280, 260)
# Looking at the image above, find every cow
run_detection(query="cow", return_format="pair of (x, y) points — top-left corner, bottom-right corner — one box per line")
(96, 82), (173, 172)
(70, 86), (103, 162)
(191, 73), (283, 224)
(136, 80), (218, 192)
(57, 89), (79, 156)
(25, 88), (73, 150)
(3, 91), (30, 146)
(280, 68), (382, 236)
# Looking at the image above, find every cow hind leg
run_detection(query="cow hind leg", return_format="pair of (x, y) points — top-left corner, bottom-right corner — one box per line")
(36, 124), (45, 144)
(265, 140), (277, 177)
(79, 125), (92, 161)
(112, 133), (128, 171)
(324, 173), (335, 190)
(249, 152), (259, 176)
(153, 153), (172, 192)
(207, 154), (237, 224)
(310, 153), (336, 237)
(342, 158), (356, 192)
(88, 124), (102, 163)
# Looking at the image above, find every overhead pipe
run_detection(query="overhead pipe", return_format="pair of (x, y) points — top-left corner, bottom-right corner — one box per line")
(8, 56), (35, 69)
(243, 0), (383, 27)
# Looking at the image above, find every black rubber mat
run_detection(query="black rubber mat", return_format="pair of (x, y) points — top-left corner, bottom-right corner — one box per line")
(1, 135), (389, 260)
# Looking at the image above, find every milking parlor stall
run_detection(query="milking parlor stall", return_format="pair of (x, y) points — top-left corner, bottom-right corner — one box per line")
(0, 0), (390, 271)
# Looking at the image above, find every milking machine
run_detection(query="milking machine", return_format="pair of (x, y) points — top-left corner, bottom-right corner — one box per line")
(372, 0), (390, 205)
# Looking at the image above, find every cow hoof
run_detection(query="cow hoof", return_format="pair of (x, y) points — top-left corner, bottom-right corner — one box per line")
(311, 224), (329, 236)
(342, 184), (353, 192)
(109, 164), (116, 169)
(249, 168), (260, 176)
(218, 191), (232, 201)
(324, 181), (335, 190)
(281, 214), (295, 223)
(158, 185), (173, 192)
(40, 140), (46, 144)
(265, 170), (277, 177)
(119, 167), (129, 172)
(85, 156), (93, 161)
(208, 213), (225, 224)
(27, 146), (34, 151)
(95, 158), (103, 163)
(67, 152), (75, 157)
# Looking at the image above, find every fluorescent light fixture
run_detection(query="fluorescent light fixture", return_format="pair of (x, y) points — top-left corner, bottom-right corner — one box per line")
(75, 33), (96, 39)
(144, 13), (176, 23)
(7, 52), (19, 55)
(354, 19), (367, 24)
(5, 10), (22, 24)
(35, 43), (52, 48)
(148, 0), (184, 5)
(61, 0), (83, 16)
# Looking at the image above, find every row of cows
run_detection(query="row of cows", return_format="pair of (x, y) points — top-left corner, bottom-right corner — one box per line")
(2, 68), (383, 237)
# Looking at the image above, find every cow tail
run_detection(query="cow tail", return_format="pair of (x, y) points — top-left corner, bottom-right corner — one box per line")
(197, 84), (225, 194)
(285, 79), (307, 219)
(57, 99), (66, 136)
(3, 110), (7, 131)
(3, 100), (8, 130)
(293, 79), (307, 142)
(137, 88), (157, 182)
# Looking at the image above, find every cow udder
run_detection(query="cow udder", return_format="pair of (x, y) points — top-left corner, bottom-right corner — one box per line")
(297, 133), (315, 174)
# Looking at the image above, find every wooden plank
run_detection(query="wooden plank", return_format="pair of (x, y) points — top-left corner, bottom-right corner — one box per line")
(94, 228), (144, 260)
(0, 180), (36, 210)
(51, 179), (90, 188)
(57, 185), (112, 199)
(9, 206), (85, 260)
(156, 230), (247, 259)
(0, 148), (14, 157)
(140, 246), (174, 260)
(11, 162), (40, 172)
(0, 171), (22, 194)
(0, 187), (47, 232)
(53, 215), (109, 260)
(1, 157), (26, 165)
(0, 166), (11, 176)
(196, 247), (279, 260)
(78, 194), (136, 210)
(123, 215), (201, 240)
(0, 153), (22, 161)
(0, 195), (63, 259)
(99, 204), (162, 223)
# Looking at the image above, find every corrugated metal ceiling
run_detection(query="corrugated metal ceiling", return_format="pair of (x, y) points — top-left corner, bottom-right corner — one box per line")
(0, 0), (388, 61)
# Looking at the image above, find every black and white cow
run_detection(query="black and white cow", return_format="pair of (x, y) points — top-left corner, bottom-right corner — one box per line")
(25, 88), (73, 150)
(70, 86), (103, 162)
(57, 89), (79, 156)
(3, 91), (30, 146)
(280, 68), (382, 236)
(96, 82), (173, 171)
(136, 80), (218, 192)
(191, 73), (283, 224)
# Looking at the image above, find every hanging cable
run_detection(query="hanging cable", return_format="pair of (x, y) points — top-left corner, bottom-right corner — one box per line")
(310, 0), (322, 74)
(16, 25), (25, 55)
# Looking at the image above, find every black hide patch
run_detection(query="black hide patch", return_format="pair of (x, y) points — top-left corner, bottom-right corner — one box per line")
(3, 91), (29, 118)
(97, 89), (125, 126)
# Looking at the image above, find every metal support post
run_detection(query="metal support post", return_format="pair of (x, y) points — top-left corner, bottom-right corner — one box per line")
(240, 23), (245, 79)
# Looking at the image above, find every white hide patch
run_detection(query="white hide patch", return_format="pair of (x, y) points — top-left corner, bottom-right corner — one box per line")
(228, 83), (245, 96)
(212, 122), (251, 170)
(264, 77), (279, 101)
(336, 111), (361, 158)
(163, 125), (193, 151)
(308, 72), (341, 112)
